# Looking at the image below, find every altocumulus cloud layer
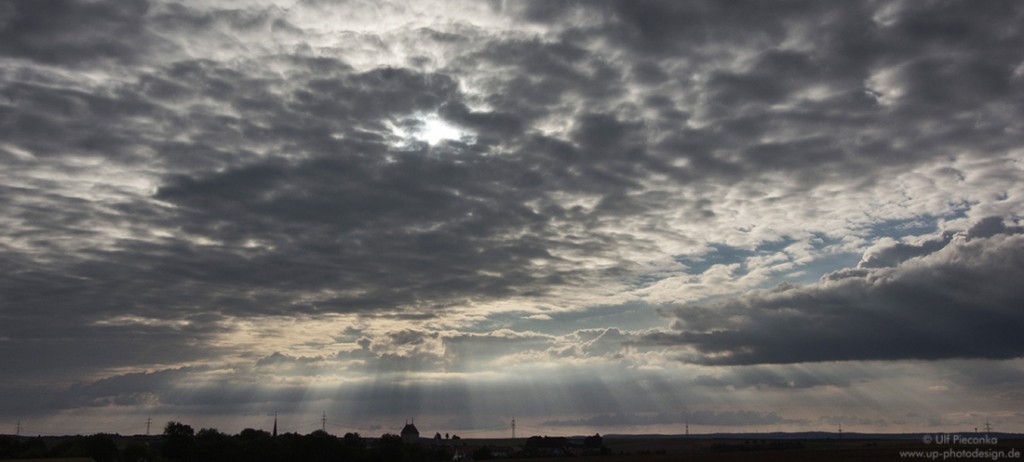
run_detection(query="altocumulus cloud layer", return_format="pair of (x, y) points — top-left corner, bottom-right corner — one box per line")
(1, 0), (1023, 435)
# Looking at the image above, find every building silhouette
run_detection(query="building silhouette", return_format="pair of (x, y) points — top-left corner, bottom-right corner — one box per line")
(401, 419), (419, 444)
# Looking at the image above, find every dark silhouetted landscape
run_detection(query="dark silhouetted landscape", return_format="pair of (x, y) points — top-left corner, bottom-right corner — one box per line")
(3, 423), (1023, 461)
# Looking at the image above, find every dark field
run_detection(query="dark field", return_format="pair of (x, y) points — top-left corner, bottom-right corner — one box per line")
(506, 436), (1024, 462)
(3, 434), (1019, 461)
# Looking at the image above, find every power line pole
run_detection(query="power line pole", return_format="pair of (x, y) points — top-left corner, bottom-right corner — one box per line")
(322, 411), (326, 432)
(15, 421), (20, 437)
(985, 418), (992, 436)
(511, 417), (515, 440)
(146, 416), (152, 436)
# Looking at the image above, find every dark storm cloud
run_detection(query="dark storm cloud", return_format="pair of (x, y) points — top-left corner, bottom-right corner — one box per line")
(448, 37), (624, 123)
(152, 152), (564, 313)
(610, 0), (1024, 186)
(54, 367), (202, 409)
(705, 50), (820, 107)
(438, 101), (524, 139)
(0, 79), (170, 164)
(643, 219), (1024, 365)
(0, 0), (154, 65)
(0, 308), (229, 385)
(505, 0), (1024, 208)
(5, 0), (1021, 329)
(2, 52), (571, 324)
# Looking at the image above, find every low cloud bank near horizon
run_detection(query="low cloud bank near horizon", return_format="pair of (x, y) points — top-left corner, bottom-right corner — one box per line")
(643, 218), (1024, 365)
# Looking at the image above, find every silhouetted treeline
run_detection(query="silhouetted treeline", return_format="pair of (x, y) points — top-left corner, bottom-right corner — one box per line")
(160, 422), (451, 462)
(0, 421), (452, 462)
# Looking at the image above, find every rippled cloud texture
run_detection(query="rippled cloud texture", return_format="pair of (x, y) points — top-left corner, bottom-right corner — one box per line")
(1, 0), (1023, 436)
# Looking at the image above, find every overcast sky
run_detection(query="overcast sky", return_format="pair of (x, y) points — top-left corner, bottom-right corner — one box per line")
(2, 0), (1023, 437)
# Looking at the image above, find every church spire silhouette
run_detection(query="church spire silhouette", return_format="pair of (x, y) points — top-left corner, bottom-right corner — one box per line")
(273, 413), (278, 437)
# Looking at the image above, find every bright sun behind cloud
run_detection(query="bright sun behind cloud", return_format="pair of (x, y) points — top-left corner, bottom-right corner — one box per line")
(417, 114), (467, 145)
(388, 113), (471, 147)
